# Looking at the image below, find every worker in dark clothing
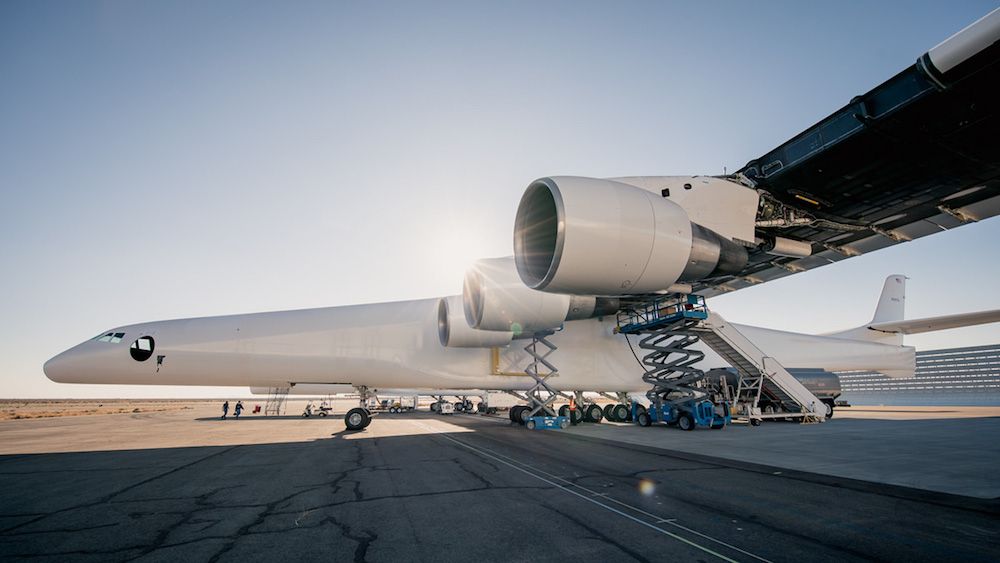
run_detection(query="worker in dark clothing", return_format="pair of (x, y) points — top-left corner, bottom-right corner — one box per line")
(222, 400), (229, 420)
(234, 401), (244, 419)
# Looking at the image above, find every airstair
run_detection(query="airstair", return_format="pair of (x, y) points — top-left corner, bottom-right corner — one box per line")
(264, 387), (290, 416)
(617, 295), (825, 424)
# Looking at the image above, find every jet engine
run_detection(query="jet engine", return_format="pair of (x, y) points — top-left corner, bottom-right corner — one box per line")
(513, 176), (748, 295)
(463, 257), (617, 335)
(437, 296), (513, 348)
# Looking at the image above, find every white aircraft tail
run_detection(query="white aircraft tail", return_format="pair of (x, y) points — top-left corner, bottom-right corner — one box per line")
(829, 274), (1000, 347)
(870, 275), (906, 324)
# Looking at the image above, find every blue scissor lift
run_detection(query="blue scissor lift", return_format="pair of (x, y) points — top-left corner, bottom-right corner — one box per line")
(616, 294), (731, 431)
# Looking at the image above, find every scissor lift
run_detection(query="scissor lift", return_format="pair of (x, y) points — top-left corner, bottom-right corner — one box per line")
(616, 294), (825, 427)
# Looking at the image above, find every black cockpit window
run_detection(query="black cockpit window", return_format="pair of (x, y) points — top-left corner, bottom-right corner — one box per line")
(95, 332), (126, 344)
(130, 336), (155, 362)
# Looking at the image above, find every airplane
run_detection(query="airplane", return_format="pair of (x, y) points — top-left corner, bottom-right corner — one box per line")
(44, 9), (1000, 431)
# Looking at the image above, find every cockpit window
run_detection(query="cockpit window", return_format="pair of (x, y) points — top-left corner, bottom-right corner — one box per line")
(94, 332), (126, 344)
(130, 336), (155, 362)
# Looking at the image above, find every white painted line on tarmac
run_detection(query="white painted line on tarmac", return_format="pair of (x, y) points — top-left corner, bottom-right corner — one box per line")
(425, 418), (772, 562)
(412, 420), (766, 563)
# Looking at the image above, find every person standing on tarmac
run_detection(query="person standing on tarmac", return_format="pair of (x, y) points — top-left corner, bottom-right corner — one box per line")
(221, 400), (229, 420)
(234, 401), (244, 419)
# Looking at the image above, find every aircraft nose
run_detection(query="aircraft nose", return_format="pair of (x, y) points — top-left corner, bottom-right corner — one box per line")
(43, 349), (79, 383)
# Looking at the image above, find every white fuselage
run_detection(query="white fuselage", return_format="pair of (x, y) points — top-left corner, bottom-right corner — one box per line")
(44, 297), (914, 392)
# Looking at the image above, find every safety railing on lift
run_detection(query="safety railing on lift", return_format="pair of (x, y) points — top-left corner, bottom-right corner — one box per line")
(615, 294), (708, 335)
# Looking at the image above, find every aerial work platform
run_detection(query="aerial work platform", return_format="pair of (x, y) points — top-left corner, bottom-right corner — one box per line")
(617, 295), (826, 425)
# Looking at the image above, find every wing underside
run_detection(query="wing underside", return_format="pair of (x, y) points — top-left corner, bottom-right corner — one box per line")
(692, 10), (1000, 298)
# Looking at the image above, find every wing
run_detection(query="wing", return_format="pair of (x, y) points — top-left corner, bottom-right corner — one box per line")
(693, 9), (1000, 298)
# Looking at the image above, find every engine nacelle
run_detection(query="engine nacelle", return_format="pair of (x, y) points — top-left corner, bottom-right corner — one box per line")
(437, 296), (513, 348)
(463, 257), (616, 335)
(513, 176), (748, 295)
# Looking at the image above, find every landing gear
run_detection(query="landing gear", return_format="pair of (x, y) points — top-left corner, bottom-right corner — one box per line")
(612, 404), (630, 422)
(344, 407), (371, 431)
(602, 404), (615, 421)
(584, 404), (604, 423)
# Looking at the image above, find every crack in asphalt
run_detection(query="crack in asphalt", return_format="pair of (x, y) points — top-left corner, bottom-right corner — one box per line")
(0, 445), (239, 535)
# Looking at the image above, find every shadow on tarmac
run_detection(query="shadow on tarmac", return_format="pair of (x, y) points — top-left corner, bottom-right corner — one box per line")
(2, 412), (999, 562)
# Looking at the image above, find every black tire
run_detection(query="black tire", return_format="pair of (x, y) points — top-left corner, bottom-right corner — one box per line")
(320, 411), (328, 417)
(519, 407), (535, 425)
(344, 408), (369, 431)
(710, 420), (725, 429)
(559, 418), (569, 429)
(477, 402), (486, 413)
(558, 405), (569, 417)
(585, 404), (603, 423)
(822, 399), (835, 419)
(454, 401), (463, 412)
(750, 417), (762, 427)
(603, 404), (616, 421)
(612, 404), (630, 422)
(569, 408), (583, 425)
(526, 418), (537, 430)
(677, 413), (695, 431)
(430, 402), (439, 412)
(637, 412), (651, 427)
(509, 405), (522, 422)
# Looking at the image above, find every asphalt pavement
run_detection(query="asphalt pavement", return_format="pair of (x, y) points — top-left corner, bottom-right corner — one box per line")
(1, 408), (998, 562)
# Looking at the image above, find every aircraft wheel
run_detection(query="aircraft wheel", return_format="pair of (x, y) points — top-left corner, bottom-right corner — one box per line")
(750, 417), (762, 427)
(345, 408), (370, 431)
(602, 404), (616, 421)
(509, 405), (525, 423)
(677, 413), (695, 431)
(477, 402), (486, 413)
(558, 405), (569, 417)
(569, 408), (583, 425)
(822, 399), (835, 419)
(430, 402), (439, 412)
(612, 404), (630, 422)
(585, 404), (603, 423)
(636, 412), (651, 427)
(526, 418), (537, 430)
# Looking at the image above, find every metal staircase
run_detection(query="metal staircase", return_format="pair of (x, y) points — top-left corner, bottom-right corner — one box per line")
(693, 311), (826, 423)
(264, 387), (289, 416)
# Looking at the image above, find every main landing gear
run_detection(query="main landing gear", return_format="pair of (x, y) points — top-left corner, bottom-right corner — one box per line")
(345, 385), (374, 431)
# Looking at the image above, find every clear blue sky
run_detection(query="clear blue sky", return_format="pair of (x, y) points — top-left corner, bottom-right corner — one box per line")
(2, 1), (998, 398)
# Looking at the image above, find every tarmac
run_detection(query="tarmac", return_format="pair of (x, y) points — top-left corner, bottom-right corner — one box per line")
(1, 404), (998, 562)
